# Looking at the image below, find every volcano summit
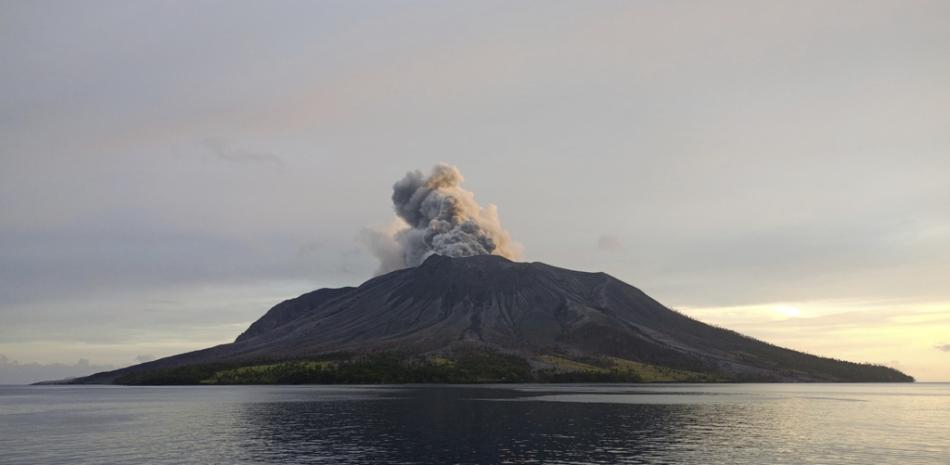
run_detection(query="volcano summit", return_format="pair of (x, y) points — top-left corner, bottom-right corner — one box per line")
(56, 165), (912, 384)
(64, 254), (911, 384)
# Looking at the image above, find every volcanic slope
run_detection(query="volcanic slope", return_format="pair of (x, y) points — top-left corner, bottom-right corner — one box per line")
(70, 255), (912, 383)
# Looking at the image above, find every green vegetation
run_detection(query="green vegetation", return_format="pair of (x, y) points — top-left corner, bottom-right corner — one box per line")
(532, 354), (720, 383)
(113, 351), (731, 385)
(204, 360), (333, 384)
(606, 357), (720, 382)
(536, 355), (606, 372)
(115, 351), (533, 385)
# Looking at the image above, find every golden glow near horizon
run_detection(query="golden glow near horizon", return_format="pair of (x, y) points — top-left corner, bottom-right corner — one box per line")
(2, 2), (948, 384)
(772, 305), (802, 319)
(679, 300), (950, 381)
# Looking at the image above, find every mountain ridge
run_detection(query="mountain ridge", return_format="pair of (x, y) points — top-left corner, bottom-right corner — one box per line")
(59, 255), (912, 384)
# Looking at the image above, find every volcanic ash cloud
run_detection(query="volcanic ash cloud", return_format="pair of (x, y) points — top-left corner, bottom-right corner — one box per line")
(362, 164), (520, 274)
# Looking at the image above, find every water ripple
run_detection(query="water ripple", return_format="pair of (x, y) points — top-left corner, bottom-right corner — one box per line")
(0, 384), (947, 465)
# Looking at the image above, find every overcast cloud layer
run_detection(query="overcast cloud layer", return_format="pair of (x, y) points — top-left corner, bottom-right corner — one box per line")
(1, 0), (949, 382)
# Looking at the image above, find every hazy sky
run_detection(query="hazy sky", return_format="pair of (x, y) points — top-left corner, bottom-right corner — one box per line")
(2, 0), (948, 383)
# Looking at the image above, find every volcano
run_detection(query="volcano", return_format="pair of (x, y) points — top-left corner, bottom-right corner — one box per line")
(66, 255), (911, 384)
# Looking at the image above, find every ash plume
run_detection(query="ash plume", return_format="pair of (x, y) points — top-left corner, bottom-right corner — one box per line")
(362, 164), (519, 274)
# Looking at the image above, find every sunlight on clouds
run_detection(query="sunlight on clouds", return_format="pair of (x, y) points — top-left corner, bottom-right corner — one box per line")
(0, 279), (320, 368)
(679, 300), (950, 381)
(772, 305), (801, 319)
(1, 1), (948, 382)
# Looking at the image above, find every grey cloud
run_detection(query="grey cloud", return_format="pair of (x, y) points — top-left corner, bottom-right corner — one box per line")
(0, 354), (113, 385)
(1, 1), (949, 378)
(296, 241), (325, 256)
(203, 138), (284, 166)
(0, 213), (349, 306)
(597, 235), (624, 252)
(936, 344), (950, 352)
(359, 226), (406, 277)
(134, 354), (155, 363)
(364, 164), (519, 275)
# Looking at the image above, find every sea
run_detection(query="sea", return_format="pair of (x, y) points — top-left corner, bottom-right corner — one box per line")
(0, 383), (947, 465)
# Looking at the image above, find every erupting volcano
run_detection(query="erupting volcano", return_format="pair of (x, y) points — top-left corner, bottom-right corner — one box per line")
(60, 166), (911, 385)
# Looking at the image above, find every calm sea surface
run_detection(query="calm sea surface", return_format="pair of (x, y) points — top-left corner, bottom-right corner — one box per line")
(0, 383), (947, 464)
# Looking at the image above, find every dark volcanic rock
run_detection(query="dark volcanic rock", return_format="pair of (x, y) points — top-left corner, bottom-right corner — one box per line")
(70, 255), (912, 383)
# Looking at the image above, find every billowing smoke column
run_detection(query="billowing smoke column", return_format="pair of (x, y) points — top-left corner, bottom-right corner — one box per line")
(362, 164), (519, 275)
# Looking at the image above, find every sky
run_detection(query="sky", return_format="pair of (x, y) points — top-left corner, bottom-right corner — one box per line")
(1, 0), (948, 383)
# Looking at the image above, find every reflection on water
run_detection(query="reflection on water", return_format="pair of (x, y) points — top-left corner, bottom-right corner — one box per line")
(1, 384), (948, 464)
